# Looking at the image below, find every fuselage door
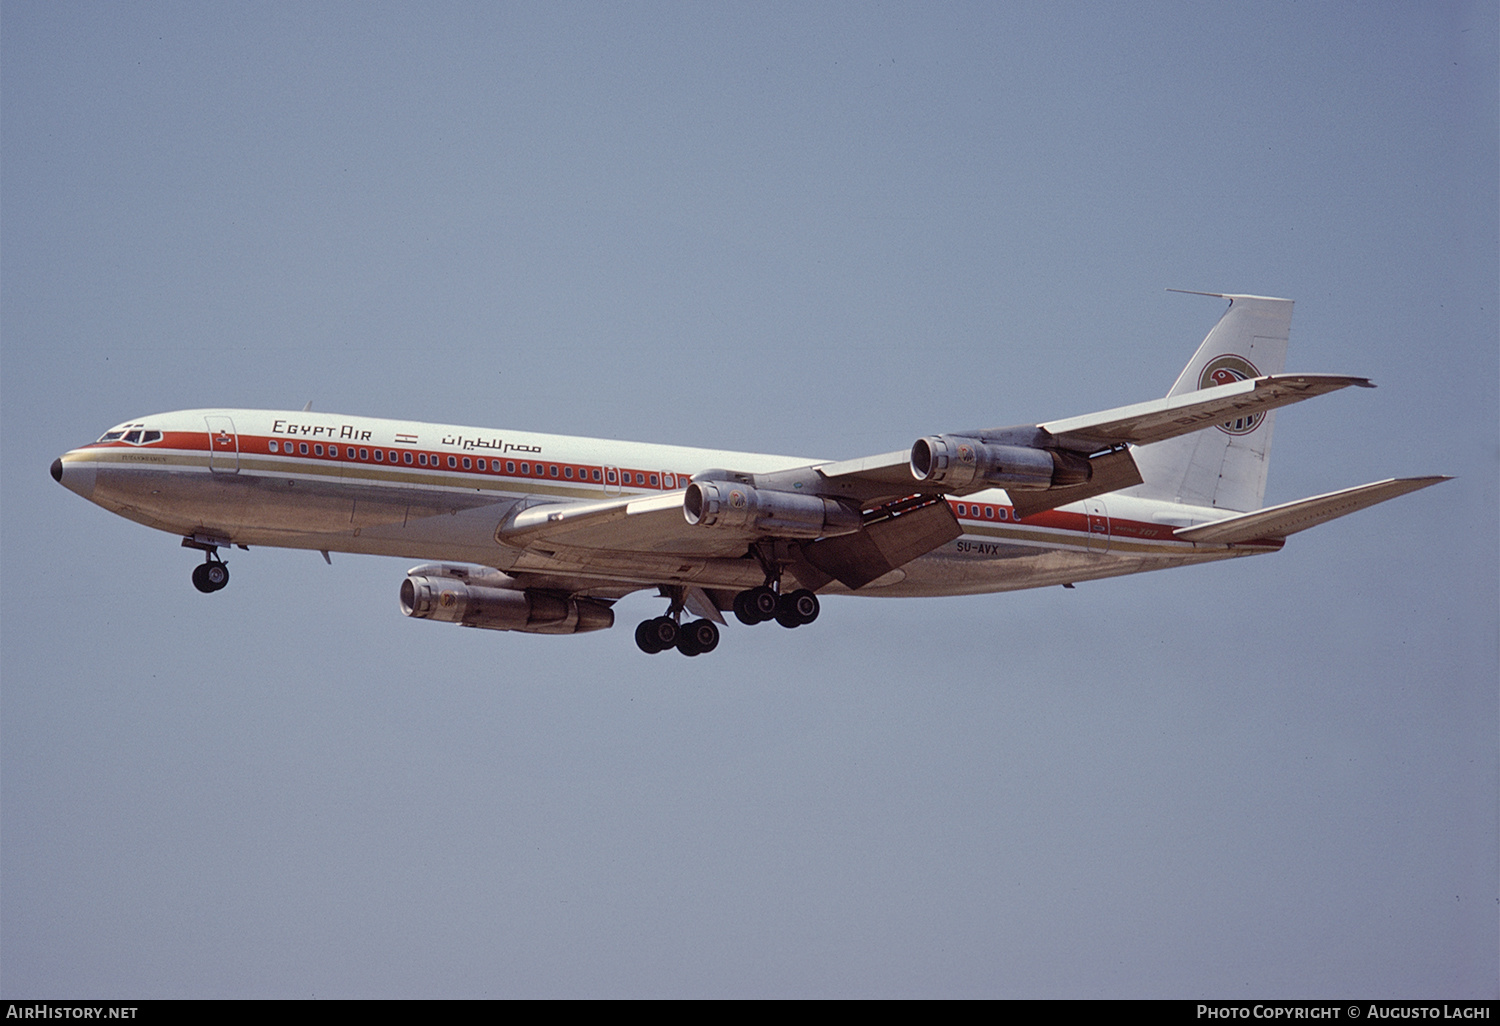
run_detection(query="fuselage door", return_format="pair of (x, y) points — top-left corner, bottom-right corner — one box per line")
(205, 415), (239, 474)
(603, 465), (622, 496)
(1084, 498), (1109, 552)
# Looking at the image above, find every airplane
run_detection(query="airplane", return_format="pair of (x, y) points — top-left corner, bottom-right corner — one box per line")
(51, 293), (1448, 657)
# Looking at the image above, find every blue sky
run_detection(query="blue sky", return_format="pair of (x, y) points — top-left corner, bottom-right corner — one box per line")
(3, 1), (1495, 998)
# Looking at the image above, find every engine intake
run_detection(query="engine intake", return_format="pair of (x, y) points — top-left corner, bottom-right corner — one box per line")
(400, 565), (613, 635)
(910, 436), (1091, 491)
(683, 481), (861, 538)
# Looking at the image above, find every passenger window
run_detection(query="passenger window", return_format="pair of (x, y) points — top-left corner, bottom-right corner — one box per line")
(359, 448), (368, 460)
(269, 440), (279, 453)
(447, 456), (457, 468)
(314, 444), (324, 456)
(299, 443), (308, 455)
(374, 450), (383, 461)
(593, 469), (601, 481)
(506, 461), (515, 473)
(649, 474), (659, 487)
(550, 465), (558, 477)
(462, 457), (471, 469)
(418, 454), (427, 465)
(564, 467), (573, 478)
(520, 462), (529, 474)
(403, 452), (412, 464)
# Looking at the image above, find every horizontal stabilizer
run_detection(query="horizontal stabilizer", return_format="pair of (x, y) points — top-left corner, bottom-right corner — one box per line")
(1173, 476), (1451, 544)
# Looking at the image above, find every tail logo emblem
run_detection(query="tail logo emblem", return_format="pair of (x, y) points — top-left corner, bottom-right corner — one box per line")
(1200, 355), (1263, 435)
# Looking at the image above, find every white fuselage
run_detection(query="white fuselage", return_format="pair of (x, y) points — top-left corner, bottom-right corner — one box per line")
(55, 408), (1275, 599)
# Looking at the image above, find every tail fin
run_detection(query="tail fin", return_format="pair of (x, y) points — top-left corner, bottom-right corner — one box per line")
(1128, 293), (1294, 512)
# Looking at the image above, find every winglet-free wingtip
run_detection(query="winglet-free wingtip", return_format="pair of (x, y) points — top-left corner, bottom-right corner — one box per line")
(1166, 288), (1295, 303)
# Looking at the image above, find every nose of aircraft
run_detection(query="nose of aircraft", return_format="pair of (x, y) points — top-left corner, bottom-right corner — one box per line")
(51, 453), (97, 499)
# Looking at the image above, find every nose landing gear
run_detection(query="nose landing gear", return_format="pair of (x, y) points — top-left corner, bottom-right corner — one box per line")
(182, 535), (233, 593)
(190, 554), (230, 593)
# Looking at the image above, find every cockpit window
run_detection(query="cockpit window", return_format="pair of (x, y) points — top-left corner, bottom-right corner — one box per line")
(98, 424), (163, 445)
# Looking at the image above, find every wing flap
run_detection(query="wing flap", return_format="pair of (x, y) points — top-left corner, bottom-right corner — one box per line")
(1172, 476), (1451, 544)
(802, 498), (962, 589)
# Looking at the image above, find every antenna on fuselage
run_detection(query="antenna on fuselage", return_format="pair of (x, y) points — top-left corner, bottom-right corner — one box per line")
(302, 401), (313, 412)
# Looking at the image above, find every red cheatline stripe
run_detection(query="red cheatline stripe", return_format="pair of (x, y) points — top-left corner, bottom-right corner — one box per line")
(82, 431), (1200, 542)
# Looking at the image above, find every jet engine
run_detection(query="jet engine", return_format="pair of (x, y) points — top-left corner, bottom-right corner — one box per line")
(399, 564), (613, 635)
(683, 481), (862, 538)
(909, 435), (1091, 491)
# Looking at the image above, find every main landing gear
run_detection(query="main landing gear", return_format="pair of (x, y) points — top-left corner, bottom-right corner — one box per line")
(733, 544), (819, 630)
(635, 615), (720, 657)
(635, 583), (821, 656)
(634, 585), (722, 656)
(733, 585), (819, 629)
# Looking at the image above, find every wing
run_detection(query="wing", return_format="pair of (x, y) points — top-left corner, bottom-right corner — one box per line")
(814, 373), (1372, 518)
(489, 372), (1376, 595)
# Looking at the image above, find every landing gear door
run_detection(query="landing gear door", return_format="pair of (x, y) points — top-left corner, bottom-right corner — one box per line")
(205, 415), (239, 474)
